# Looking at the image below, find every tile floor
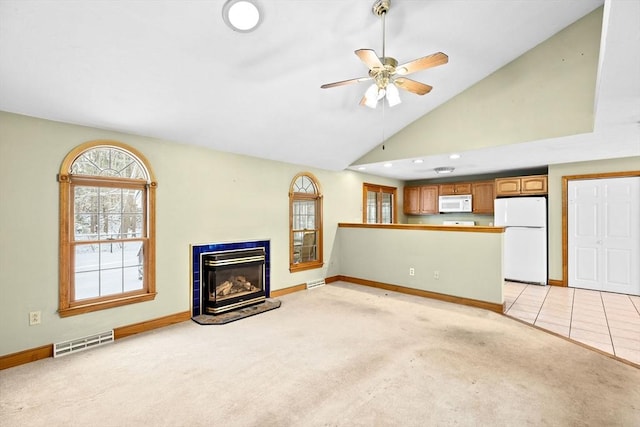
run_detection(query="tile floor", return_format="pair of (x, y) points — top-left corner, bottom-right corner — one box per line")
(504, 281), (640, 365)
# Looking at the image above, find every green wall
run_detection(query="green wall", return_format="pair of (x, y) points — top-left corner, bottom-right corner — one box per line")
(338, 227), (503, 304)
(0, 111), (403, 356)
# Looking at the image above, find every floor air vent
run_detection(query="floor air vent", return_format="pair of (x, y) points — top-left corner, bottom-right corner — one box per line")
(306, 279), (325, 290)
(54, 330), (114, 358)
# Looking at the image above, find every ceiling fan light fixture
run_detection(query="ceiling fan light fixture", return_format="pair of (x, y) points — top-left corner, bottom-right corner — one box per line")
(434, 166), (455, 174)
(223, 0), (262, 33)
(386, 83), (401, 106)
(363, 84), (380, 108)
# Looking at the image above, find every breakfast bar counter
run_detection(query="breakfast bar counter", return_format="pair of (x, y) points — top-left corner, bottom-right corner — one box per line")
(335, 223), (505, 312)
(338, 222), (503, 233)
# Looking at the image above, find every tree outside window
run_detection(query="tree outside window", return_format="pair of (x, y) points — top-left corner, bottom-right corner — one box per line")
(58, 141), (157, 317)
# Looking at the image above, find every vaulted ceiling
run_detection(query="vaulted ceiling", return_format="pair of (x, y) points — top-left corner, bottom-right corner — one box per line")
(0, 0), (637, 180)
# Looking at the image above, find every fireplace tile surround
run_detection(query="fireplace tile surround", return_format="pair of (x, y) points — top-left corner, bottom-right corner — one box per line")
(191, 240), (270, 317)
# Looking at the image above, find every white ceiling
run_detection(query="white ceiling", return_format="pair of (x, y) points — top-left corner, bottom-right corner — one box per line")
(1, 0), (638, 180)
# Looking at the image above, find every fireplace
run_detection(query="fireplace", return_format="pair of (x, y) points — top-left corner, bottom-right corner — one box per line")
(191, 240), (270, 317)
(201, 248), (266, 314)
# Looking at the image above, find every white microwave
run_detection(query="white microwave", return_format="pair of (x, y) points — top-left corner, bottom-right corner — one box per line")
(439, 194), (472, 213)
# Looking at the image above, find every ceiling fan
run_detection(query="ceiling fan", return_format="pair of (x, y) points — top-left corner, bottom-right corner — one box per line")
(321, 0), (448, 108)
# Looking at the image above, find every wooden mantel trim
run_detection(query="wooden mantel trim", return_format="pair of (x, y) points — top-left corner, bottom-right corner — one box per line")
(338, 222), (504, 233)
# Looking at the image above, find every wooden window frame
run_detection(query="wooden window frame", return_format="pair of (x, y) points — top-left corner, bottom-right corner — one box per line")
(362, 183), (397, 224)
(58, 140), (157, 317)
(289, 172), (323, 273)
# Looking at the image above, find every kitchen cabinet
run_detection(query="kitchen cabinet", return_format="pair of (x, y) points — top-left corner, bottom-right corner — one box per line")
(404, 187), (421, 214)
(495, 175), (547, 197)
(471, 181), (495, 214)
(521, 175), (548, 194)
(439, 182), (472, 195)
(404, 185), (438, 215)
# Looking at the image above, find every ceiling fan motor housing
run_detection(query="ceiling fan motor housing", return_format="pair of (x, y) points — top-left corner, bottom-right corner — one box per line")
(369, 57), (397, 89)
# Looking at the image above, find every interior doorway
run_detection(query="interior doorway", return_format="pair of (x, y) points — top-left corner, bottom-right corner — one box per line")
(567, 175), (640, 295)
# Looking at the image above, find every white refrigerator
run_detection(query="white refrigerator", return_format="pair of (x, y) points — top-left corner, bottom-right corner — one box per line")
(494, 197), (547, 285)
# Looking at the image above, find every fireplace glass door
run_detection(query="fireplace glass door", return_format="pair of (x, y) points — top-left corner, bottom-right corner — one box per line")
(201, 248), (266, 314)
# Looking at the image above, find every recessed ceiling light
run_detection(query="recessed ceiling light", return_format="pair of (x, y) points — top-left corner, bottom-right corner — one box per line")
(449, 153), (460, 159)
(412, 159), (424, 164)
(223, 0), (262, 33)
(434, 166), (455, 174)
(358, 166), (366, 170)
(383, 163), (393, 168)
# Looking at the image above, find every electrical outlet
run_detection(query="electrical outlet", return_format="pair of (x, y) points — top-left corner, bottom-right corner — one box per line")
(29, 311), (41, 326)
(433, 270), (440, 280)
(409, 267), (415, 276)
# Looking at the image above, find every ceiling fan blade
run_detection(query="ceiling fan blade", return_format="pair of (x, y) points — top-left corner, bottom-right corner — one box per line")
(394, 78), (433, 95)
(396, 52), (448, 75)
(355, 49), (384, 70)
(321, 76), (372, 89)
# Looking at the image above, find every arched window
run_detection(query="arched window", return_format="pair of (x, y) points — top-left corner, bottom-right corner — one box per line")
(58, 140), (157, 317)
(289, 173), (323, 272)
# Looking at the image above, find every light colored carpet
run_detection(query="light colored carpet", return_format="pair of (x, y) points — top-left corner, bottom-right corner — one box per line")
(1, 282), (639, 426)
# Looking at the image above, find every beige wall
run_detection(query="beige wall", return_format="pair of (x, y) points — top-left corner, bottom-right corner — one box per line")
(338, 227), (503, 304)
(354, 7), (602, 165)
(547, 156), (640, 281)
(0, 111), (403, 356)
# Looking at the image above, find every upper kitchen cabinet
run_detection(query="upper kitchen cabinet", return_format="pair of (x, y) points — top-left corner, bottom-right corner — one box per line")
(439, 182), (472, 195)
(404, 185), (439, 215)
(471, 181), (495, 214)
(495, 175), (548, 197)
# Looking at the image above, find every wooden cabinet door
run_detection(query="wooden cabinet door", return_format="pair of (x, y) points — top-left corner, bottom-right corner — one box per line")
(439, 183), (471, 195)
(455, 183), (472, 194)
(403, 187), (420, 214)
(472, 181), (495, 214)
(438, 184), (456, 195)
(521, 175), (548, 194)
(420, 186), (439, 214)
(495, 178), (521, 196)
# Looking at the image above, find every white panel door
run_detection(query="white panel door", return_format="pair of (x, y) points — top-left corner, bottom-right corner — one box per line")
(568, 177), (640, 295)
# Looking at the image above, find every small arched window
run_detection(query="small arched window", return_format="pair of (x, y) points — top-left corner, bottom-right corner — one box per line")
(289, 173), (323, 272)
(58, 141), (157, 317)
